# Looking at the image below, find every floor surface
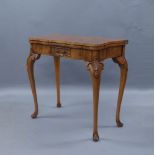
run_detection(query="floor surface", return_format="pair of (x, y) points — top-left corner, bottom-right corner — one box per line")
(0, 87), (153, 155)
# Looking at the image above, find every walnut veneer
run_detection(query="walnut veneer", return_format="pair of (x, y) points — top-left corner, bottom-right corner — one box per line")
(26, 34), (128, 142)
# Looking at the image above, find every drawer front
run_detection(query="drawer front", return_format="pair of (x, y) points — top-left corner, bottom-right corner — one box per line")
(31, 43), (85, 60)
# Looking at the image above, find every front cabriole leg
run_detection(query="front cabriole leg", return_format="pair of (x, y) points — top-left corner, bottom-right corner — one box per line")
(112, 56), (128, 127)
(87, 61), (104, 142)
(26, 51), (41, 119)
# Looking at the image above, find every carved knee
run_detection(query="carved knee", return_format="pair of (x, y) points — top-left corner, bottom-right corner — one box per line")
(87, 61), (104, 78)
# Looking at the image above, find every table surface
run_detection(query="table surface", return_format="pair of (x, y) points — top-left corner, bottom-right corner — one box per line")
(29, 34), (128, 47)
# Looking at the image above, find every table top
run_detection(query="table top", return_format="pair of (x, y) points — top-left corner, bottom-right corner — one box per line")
(29, 34), (128, 50)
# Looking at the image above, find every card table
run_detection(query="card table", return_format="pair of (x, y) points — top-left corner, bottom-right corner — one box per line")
(26, 34), (128, 141)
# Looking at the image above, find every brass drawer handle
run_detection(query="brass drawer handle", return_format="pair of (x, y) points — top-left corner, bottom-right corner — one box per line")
(53, 47), (71, 57)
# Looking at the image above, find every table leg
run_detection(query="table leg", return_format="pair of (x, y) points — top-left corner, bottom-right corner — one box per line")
(26, 52), (41, 118)
(112, 56), (128, 127)
(54, 56), (61, 107)
(87, 61), (104, 142)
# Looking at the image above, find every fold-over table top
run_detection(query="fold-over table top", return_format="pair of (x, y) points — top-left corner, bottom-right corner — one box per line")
(29, 34), (128, 50)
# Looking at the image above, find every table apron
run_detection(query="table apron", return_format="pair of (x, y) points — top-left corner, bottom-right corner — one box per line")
(31, 44), (124, 61)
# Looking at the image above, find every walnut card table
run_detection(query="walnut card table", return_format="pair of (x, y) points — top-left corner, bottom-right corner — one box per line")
(26, 34), (128, 142)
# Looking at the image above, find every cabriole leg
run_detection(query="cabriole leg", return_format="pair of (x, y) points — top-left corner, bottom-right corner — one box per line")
(26, 51), (41, 118)
(112, 56), (128, 127)
(87, 61), (104, 142)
